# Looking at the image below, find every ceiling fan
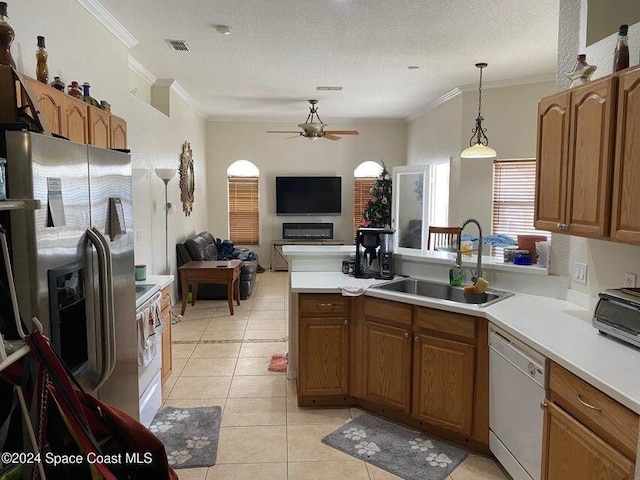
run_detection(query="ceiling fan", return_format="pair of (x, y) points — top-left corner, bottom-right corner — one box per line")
(267, 100), (359, 141)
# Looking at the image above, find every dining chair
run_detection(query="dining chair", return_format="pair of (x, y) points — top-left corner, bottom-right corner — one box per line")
(427, 226), (462, 251)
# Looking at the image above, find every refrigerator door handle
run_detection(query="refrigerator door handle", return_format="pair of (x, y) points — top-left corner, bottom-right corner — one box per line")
(86, 228), (116, 389)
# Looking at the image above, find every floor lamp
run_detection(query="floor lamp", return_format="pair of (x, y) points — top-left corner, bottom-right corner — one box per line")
(155, 168), (177, 274)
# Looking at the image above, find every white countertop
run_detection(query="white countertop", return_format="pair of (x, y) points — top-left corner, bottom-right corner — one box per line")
(290, 272), (640, 414)
(139, 275), (174, 290)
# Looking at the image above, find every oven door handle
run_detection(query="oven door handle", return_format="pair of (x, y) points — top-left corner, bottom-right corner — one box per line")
(86, 228), (116, 390)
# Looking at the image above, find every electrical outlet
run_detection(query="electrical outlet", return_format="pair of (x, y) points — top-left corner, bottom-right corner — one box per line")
(575, 263), (588, 285)
(624, 272), (637, 288)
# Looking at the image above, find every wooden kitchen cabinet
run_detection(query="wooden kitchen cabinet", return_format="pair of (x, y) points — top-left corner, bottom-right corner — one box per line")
(542, 362), (638, 480)
(362, 297), (413, 414)
(412, 334), (475, 436)
(535, 76), (617, 238)
(412, 307), (477, 436)
(63, 95), (90, 145)
(110, 114), (128, 150)
(15, 73), (126, 148)
(160, 285), (173, 386)
(363, 320), (412, 413)
(611, 65), (640, 243)
(542, 402), (634, 480)
(23, 76), (66, 137)
(297, 294), (350, 402)
(88, 105), (110, 148)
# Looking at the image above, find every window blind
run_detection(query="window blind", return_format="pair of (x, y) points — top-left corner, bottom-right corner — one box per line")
(228, 176), (259, 245)
(353, 178), (377, 242)
(492, 159), (549, 245)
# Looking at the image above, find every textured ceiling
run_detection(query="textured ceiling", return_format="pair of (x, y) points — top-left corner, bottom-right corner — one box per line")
(98, 0), (559, 121)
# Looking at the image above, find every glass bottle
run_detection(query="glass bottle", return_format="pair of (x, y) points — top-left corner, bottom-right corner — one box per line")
(49, 76), (65, 91)
(613, 24), (629, 72)
(67, 81), (83, 99)
(566, 54), (597, 88)
(36, 36), (49, 84)
(0, 1), (16, 69)
(81, 82), (100, 107)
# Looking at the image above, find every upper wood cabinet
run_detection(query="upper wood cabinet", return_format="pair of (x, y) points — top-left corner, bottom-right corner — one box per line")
(611, 67), (640, 243)
(24, 77), (67, 137)
(88, 105), (110, 149)
(535, 76), (617, 238)
(536, 65), (640, 245)
(565, 77), (617, 238)
(20, 75), (126, 149)
(110, 114), (128, 150)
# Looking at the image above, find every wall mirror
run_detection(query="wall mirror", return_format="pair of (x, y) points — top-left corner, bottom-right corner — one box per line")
(179, 141), (195, 216)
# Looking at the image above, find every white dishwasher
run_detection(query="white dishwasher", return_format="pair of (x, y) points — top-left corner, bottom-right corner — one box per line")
(489, 326), (546, 480)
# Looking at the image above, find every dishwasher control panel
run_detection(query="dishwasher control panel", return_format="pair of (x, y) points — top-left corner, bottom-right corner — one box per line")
(489, 327), (546, 387)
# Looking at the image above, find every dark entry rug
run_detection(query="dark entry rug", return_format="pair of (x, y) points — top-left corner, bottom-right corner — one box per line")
(149, 406), (221, 469)
(321, 414), (468, 480)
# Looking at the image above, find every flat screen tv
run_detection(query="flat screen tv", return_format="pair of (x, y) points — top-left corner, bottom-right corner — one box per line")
(276, 176), (342, 216)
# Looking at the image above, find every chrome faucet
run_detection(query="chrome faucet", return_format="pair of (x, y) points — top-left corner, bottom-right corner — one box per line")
(457, 218), (483, 284)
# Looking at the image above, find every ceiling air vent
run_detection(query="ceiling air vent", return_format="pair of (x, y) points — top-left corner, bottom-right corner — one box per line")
(165, 39), (190, 51)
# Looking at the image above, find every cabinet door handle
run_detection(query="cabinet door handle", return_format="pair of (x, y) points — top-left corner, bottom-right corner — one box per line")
(343, 319), (348, 325)
(404, 331), (409, 338)
(415, 336), (419, 342)
(540, 401), (547, 410)
(576, 394), (602, 412)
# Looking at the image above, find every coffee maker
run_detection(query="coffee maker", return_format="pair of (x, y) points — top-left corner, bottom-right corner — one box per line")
(354, 227), (395, 279)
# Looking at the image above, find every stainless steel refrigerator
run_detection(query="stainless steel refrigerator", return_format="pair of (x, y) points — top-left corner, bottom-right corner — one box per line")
(3, 130), (138, 418)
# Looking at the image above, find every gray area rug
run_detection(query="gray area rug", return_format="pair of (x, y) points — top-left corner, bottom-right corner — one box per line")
(322, 414), (468, 480)
(149, 406), (221, 469)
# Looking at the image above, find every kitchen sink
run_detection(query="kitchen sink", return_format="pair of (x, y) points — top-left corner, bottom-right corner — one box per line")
(371, 278), (513, 307)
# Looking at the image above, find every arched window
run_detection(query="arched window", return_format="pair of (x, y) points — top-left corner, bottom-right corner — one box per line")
(353, 161), (383, 241)
(227, 160), (260, 245)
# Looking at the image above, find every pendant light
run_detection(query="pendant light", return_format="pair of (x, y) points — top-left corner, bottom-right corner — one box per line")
(461, 62), (497, 159)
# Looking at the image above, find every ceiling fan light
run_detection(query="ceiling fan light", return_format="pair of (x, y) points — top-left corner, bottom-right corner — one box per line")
(461, 143), (497, 159)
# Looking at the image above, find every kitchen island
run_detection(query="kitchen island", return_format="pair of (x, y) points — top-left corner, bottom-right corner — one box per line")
(283, 245), (640, 479)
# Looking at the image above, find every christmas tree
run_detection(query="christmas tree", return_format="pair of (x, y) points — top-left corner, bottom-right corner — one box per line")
(361, 164), (392, 228)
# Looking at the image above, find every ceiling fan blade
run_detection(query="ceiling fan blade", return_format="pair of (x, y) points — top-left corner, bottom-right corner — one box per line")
(286, 135), (301, 140)
(267, 130), (302, 134)
(323, 134), (341, 141)
(324, 130), (359, 135)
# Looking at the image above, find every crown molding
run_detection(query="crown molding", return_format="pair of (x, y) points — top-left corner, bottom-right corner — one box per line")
(407, 72), (556, 122)
(207, 116), (405, 124)
(170, 81), (206, 119)
(76, 0), (138, 48)
(406, 87), (462, 122)
(458, 72), (556, 92)
(128, 55), (156, 85)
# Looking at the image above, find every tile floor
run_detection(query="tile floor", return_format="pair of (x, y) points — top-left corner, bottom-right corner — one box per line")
(164, 271), (512, 480)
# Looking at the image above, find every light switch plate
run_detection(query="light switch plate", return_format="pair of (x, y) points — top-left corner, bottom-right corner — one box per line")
(575, 263), (588, 285)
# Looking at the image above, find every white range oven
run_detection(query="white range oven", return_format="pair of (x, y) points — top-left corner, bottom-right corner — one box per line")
(135, 284), (163, 427)
(489, 326), (547, 480)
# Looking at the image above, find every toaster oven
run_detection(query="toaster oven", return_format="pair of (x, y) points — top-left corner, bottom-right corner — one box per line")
(593, 288), (640, 348)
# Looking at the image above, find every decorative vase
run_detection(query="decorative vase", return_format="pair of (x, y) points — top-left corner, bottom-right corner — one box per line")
(67, 81), (83, 99)
(49, 76), (65, 91)
(35, 35), (49, 84)
(0, 1), (16, 69)
(81, 82), (100, 107)
(566, 54), (597, 88)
